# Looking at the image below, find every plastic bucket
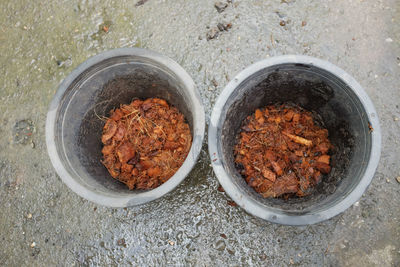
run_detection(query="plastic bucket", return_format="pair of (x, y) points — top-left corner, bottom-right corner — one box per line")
(208, 55), (381, 225)
(46, 48), (205, 207)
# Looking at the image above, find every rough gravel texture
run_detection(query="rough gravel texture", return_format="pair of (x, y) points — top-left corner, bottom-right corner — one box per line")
(0, 0), (399, 266)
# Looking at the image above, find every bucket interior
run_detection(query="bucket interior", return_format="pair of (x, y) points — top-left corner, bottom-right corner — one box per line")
(220, 63), (372, 214)
(55, 56), (195, 195)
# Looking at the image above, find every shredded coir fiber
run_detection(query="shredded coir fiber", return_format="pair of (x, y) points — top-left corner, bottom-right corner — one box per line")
(101, 98), (192, 190)
(234, 104), (333, 198)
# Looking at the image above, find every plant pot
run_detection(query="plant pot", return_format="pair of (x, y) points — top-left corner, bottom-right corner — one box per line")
(46, 48), (205, 207)
(208, 55), (381, 225)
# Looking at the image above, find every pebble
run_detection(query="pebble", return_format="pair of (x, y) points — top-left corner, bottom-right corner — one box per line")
(386, 178), (390, 183)
(396, 176), (400, 184)
(168, 240), (175, 245)
(215, 240), (226, 251)
(27, 213), (32, 219)
(135, 0), (149, 7)
(117, 238), (126, 247)
(217, 23), (225, 31)
(211, 78), (218, 87)
(394, 117), (399, 121)
(206, 28), (219, 40)
(385, 38), (393, 43)
(30, 242), (36, 248)
(215, 2), (228, 13)
(206, 22), (232, 40)
(218, 22), (232, 31)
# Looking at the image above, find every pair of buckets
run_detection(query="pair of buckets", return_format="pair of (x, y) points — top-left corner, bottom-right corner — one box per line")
(46, 48), (381, 225)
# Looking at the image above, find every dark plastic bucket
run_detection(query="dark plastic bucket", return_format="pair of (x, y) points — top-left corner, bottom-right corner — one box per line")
(46, 48), (205, 207)
(208, 55), (381, 225)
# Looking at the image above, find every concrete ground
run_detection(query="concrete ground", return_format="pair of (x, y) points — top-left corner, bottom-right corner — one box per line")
(1, 0), (399, 266)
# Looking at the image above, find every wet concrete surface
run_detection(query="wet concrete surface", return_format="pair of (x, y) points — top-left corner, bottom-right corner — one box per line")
(0, 0), (399, 266)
